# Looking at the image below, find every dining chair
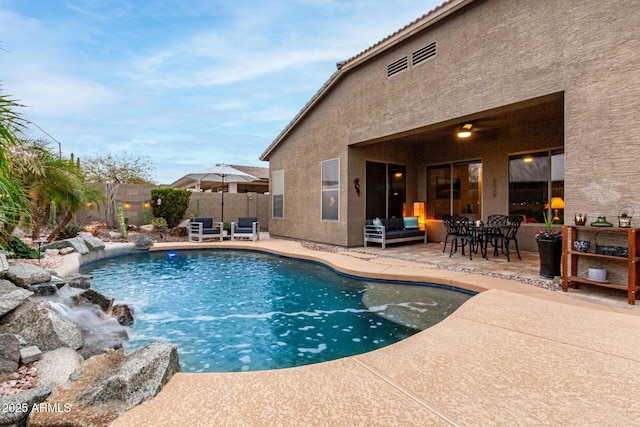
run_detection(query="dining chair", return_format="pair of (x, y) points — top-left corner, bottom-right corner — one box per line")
(448, 216), (477, 260)
(442, 214), (454, 253)
(493, 216), (523, 261)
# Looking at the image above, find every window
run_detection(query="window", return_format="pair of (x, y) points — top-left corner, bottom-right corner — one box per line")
(272, 169), (284, 218)
(365, 162), (406, 219)
(321, 159), (339, 221)
(509, 150), (564, 223)
(427, 161), (482, 220)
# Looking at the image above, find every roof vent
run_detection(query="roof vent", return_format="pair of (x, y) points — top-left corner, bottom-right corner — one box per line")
(387, 56), (408, 77)
(412, 41), (437, 66)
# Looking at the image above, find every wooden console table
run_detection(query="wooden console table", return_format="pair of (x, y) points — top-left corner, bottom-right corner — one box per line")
(562, 225), (640, 304)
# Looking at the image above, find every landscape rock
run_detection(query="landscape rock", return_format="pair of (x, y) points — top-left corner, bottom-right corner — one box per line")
(108, 231), (122, 239)
(44, 248), (60, 257)
(59, 247), (76, 255)
(27, 283), (58, 297)
(27, 342), (181, 427)
(43, 237), (90, 255)
(4, 263), (51, 288)
(0, 300), (84, 352)
(0, 385), (53, 427)
(35, 347), (84, 388)
(66, 273), (93, 290)
(138, 224), (155, 233)
(170, 226), (187, 237)
(0, 334), (21, 377)
(0, 253), (8, 275)
(78, 232), (106, 251)
(83, 289), (113, 312)
(134, 234), (153, 250)
(0, 280), (33, 317)
(20, 345), (43, 364)
(111, 304), (134, 326)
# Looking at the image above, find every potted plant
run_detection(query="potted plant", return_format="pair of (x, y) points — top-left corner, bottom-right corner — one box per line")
(536, 212), (563, 278)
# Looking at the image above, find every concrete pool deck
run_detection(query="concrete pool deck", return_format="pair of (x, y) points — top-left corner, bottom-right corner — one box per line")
(69, 239), (640, 426)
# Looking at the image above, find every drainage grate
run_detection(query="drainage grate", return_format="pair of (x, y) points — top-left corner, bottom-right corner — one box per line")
(412, 41), (437, 66)
(387, 56), (408, 77)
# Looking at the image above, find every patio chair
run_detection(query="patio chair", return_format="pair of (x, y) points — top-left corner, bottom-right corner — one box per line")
(492, 216), (523, 261)
(448, 216), (478, 260)
(231, 217), (260, 241)
(442, 214), (454, 253)
(486, 214), (509, 252)
(188, 217), (224, 243)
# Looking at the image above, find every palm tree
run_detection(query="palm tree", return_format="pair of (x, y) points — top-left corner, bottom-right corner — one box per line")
(11, 138), (103, 241)
(0, 90), (30, 244)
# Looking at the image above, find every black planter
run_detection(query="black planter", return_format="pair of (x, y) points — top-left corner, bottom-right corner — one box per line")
(537, 239), (563, 279)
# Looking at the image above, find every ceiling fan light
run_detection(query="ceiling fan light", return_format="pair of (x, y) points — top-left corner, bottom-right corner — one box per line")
(457, 123), (473, 138)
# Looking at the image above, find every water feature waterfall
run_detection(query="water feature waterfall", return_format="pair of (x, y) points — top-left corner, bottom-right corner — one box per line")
(35, 284), (129, 358)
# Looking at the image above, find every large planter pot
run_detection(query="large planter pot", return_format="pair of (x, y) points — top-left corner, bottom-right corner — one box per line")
(537, 239), (563, 279)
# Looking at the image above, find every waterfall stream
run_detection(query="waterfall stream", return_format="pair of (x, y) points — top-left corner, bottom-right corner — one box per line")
(35, 284), (129, 358)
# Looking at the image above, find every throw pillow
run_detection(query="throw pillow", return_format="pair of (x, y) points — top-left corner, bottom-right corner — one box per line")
(372, 217), (383, 231)
(403, 216), (420, 229)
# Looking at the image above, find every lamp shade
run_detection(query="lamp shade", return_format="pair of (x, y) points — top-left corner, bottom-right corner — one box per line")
(550, 197), (565, 209)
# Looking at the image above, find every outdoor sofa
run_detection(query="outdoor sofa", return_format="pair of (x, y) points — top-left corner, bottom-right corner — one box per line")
(363, 217), (427, 250)
(231, 217), (260, 241)
(188, 217), (224, 242)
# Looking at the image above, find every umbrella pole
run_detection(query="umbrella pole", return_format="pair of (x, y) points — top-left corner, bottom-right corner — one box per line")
(221, 175), (225, 222)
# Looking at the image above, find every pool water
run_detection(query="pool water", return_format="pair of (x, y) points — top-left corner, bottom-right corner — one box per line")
(80, 250), (471, 372)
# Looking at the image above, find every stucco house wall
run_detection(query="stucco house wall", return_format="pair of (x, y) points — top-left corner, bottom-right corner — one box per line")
(262, 0), (640, 249)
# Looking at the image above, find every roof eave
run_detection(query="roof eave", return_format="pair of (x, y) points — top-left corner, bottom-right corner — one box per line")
(259, 0), (474, 161)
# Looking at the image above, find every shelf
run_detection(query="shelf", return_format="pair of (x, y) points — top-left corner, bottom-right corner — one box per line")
(562, 225), (639, 305)
(567, 275), (628, 291)
(566, 251), (634, 261)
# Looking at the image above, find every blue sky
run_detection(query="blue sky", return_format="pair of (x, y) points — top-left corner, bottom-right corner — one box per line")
(0, 0), (442, 184)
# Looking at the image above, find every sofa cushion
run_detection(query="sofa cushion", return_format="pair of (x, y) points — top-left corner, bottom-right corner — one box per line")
(403, 216), (420, 229)
(193, 217), (213, 229)
(237, 217), (256, 228)
(383, 218), (404, 231)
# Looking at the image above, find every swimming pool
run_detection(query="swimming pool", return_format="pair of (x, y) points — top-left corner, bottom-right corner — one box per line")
(80, 250), (472, 372)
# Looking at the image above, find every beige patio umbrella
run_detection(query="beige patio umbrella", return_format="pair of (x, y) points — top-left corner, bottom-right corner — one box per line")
(182, 164), (258, 221)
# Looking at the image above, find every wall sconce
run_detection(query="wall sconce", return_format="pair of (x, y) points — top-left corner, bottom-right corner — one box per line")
(457, 123), (473, 138)
(550, 197), (565, 222)
(413, 201), (426, 230)
(144, 202), (151, 209)
(123, 202), (131, 209)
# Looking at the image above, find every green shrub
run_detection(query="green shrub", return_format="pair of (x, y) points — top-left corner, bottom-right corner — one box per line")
(150, 188), (191, 228)
(5, 236), (41, 259)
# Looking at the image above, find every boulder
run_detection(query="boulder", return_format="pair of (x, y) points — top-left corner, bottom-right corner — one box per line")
(138, 224), (155, 233)
(44, 248), (60, 257)
(66, 273), (93, 290)
(0, 385), (53, 427)
(0, 300), (84, 351)
(27, 342), (180, 427)
(0, 279), (33, 317)
(111, 304), (134, 326)
(27, 283), (58, 296)
(0, 253), (8, 275)
(78, 232), (106, 251)
(4, 263), (51, 288)
(43, 237), (90, 255)
(134, 234), (153, 251)
(169, 226), (187, 237)
(59, 247), (76, 255)
(35, 347), (84, 388)
(20, 345), (43, 364)
(0, 334), (21, 376)
(83, 289), (113, 312)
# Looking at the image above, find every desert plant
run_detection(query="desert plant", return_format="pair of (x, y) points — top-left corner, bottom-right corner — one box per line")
(142, 203), (151, 225)
(117, 203), (127, 239)
(151, 217), (168, 233)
